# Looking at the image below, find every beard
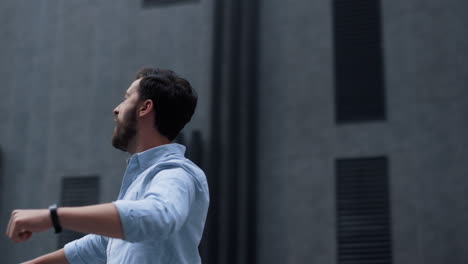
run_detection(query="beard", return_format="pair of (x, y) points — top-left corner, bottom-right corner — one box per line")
(112, 105), (138, 152)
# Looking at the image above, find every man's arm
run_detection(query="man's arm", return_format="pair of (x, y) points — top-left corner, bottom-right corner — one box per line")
(6, 203), (123, 243)
(113, 167), (196, 242)
(21, 249), (68, 264)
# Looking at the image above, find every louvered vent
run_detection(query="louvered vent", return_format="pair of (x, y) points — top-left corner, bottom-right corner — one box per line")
(336, 157), (392, 264)
(142, 0), (198, 7)
(58, 176), (100, 248)
(333, 0), (386, 123)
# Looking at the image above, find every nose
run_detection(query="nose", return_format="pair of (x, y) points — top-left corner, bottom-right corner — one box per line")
(113, 105), (119, 116)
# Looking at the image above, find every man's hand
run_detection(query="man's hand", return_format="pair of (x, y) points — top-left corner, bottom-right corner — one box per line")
(6, 209), (51, 243)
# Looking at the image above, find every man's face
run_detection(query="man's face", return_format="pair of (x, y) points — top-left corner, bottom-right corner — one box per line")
(112, 80), (141, 152)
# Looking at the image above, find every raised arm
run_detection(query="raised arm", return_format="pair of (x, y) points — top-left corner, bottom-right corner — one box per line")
(6, 203), (123, 243)
(6, 204), (118, 264)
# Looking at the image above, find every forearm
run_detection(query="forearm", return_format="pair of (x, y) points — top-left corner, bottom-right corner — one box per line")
(26, 249), (68, 264)
(58, 203), (123, 239)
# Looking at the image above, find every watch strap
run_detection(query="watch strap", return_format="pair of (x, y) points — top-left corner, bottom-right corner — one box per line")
(48, 204), (62, 234)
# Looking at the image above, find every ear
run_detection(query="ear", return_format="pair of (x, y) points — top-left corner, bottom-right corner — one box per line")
(138, 99), (154, 117)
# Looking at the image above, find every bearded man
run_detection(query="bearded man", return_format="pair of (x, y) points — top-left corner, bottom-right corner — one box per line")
(6, 68), (210, 264)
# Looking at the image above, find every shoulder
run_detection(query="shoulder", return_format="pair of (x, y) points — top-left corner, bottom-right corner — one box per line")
(157, 159), (208, 191)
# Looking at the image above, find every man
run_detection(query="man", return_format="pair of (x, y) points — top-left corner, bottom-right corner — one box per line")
(5, 68), (210, 264)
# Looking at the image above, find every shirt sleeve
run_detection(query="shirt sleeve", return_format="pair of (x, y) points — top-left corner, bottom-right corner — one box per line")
(113, 167), (196, 243)
(63, 234), (108, 264)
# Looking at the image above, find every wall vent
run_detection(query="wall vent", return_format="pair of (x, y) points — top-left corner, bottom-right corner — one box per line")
(142, 0), (199, 8)
(58, 176), (100, 248)
(333, 0), (386, 123)
(335, 157), (392, 264)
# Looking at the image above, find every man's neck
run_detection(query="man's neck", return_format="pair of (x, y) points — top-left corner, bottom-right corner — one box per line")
(127, 133), (171, 155)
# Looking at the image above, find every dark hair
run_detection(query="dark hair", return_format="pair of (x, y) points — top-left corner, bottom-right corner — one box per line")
(135, 68), (197, 141)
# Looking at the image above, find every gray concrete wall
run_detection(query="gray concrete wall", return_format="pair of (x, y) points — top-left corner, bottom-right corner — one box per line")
(257, 0), (336, 263)
(383, 1), (468, 263)
(0, 1), (213, 262)
(256, 0), (468, 263)
(1, 0), (468, 263)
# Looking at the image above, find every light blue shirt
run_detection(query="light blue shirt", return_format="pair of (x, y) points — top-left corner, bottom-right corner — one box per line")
(64, 143), (210, 264)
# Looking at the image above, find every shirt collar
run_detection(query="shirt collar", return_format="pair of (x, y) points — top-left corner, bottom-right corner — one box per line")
(126, 143), (186, 172)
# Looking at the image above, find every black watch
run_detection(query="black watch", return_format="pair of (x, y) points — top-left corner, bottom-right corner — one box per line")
(48, 204), (62, 234)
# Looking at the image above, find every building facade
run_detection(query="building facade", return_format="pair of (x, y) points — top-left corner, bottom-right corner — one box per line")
(0, 0), (467, 263)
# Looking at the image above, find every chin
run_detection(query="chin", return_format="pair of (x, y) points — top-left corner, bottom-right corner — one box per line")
(112, 133), (122, 150)
(112, 140), (127, 152)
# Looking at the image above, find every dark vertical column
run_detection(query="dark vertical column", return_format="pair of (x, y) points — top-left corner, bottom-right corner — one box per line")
(0, 148), (3, 227)
(208, 0), (260, 263)
(237, 1), (260, 263)
(206, 0), (224, 263)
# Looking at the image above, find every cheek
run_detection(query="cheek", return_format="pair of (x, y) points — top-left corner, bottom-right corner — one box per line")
(119, 103), (129, 116)
(120, 105), (134, 122)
